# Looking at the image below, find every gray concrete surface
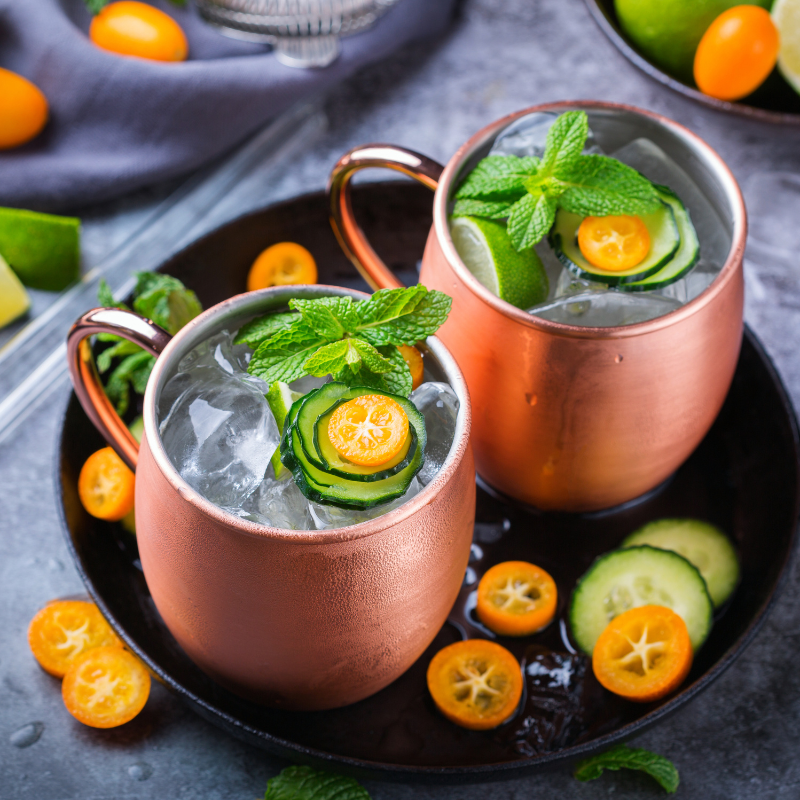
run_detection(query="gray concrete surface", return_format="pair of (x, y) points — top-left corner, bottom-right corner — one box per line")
(3, 0), (800, 797)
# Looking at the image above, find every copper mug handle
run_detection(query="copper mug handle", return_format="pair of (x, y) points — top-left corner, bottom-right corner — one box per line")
(328, 145), (444, 290)
(66, 307), (172, 471)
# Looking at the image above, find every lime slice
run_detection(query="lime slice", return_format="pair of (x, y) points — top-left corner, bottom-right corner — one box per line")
(774, 0), (800, 94)
(0, 252), (31, 328)
(0, 206), (80, 291)
(266, 381), (302, 479)
(450, 216), (548, 309)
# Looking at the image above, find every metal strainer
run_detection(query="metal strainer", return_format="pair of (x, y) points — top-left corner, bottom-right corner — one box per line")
(194, 0), (401, 68)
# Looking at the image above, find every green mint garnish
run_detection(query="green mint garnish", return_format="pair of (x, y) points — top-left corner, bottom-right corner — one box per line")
(96, 273), (202, 415)
(238, 286), (452, 398)
(454, 110), (661, 252)
(84, 0), (184, 12)
(264, 765), (371, 800)
(574, 744), (679, 794)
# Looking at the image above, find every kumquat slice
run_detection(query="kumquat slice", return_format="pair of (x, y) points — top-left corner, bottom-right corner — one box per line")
(62, 646), (151, 728)
(28, 601), (122, 678)
(592, 605), (693, 703)
(398, 344), (424, 391)
(328, 394), (410, 467)
(427, 639), (523, 730)
(78, 446), (135, 522)
(577, 214), (650, 272)
(247, 242), (318, 291)
(476, 561), (558, 636)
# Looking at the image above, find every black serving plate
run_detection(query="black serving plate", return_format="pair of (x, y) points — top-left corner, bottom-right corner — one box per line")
(585, 0), (800, 126)
(57, 182), (800, 783)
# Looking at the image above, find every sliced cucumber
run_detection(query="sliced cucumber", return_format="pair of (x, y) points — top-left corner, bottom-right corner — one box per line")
(279, 382), (426, 509)
(621, 519), (738, 608)
(618, 187), (700, 292)
(266, 381), (302, 479)
(569, 545), (713, 654)
(549, 200), (679, 285)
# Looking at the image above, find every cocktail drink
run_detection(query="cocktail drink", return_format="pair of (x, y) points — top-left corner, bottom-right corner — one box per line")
(328, 102), (746, 512)
(67, 286), (475, 709)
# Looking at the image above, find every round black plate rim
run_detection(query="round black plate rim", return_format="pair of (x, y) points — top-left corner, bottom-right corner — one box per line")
(54, 183), (800, 782)
(583, 0), (800, 127)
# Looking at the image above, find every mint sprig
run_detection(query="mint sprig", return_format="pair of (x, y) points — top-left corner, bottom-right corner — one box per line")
(264, 765), (370, 800)
(96, 273), (202, 415)
(238, 286), (451, 398)
(574, 745), (679, 794)
(454, 110), (661, 252)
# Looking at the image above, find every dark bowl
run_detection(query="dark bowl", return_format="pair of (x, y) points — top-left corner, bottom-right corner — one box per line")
(585, 0), (800, 126)
(57, 182), (800, 782)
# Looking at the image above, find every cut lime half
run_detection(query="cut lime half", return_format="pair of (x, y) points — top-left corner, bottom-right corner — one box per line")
(773, 0), (800, 94)
(0, 252), (31, 328)
(266, 381), (302, 479)
(450, 216), (548, 309)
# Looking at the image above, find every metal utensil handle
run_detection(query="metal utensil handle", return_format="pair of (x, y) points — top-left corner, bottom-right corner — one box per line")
(328, 144), (443, 290)
(67, 308), (172, 471)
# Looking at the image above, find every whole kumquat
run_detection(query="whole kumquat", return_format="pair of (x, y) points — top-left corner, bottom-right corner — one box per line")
(328, 394), (410, 467)
(0, 67), (48, 150)
(693, 5), (780, 101)
(578, 214), (651, 272)
(592, 605), (693, 703)
(62, 646), (151, 728)
(398, 345), (424, 390)
(427, 639), (523, 730)
(89, 1), (188, 62)
(28, 601), (122, 678)
(247, 242), (318, 291)
(78, 446), (136, 522)
(476, 561), (558, 636)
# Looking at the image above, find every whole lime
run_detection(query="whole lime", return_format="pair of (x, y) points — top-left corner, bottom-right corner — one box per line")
(614, 0), (772, 84)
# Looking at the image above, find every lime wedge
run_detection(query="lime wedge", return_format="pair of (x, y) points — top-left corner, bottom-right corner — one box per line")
(0, 252), (31, 328)
(774, 0), (800, 94)
(0, 206), (80, 291)
(129, 416), (145, 444)
(450, 216), (548, 309)
(266, 381), (301, 479)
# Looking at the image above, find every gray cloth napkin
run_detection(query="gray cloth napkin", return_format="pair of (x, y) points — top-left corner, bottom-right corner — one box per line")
(0, 0), (455, 211)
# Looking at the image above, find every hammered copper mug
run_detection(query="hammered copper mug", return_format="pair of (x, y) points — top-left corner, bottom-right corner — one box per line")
(67, 285), (475, 710)
(328, 101), (746, 512)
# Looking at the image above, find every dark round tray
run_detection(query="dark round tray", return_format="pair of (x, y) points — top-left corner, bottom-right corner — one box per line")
(584, 0), (800, 126)
(57, 182), (800, 783)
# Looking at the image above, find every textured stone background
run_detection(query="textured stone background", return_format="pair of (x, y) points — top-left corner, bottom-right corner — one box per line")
(3, 0), (800, 798)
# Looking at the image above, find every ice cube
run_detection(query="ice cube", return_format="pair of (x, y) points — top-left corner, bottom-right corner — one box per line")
(612, 138), (730, 274)
(529, 290), (682, 326)
(308, 477), (423, 530)
(158, 361), (278, 508)
(490, 111), (604, 160)
(411, 381), (460, 485)
(178, 329), (252, 375)
(237, 466), (315, 530)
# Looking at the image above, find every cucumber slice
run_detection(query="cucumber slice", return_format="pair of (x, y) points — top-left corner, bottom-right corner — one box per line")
(618, 187), (700, 292)
(266, 381), (303, 479)
(549, 200), (679, 285)
(569, 545), (713, 654)
(621, 519), (738, 608)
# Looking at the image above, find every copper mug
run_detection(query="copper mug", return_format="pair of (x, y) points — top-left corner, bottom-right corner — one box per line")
(329, 101), (746, 512)
(66, 286), (475, 710)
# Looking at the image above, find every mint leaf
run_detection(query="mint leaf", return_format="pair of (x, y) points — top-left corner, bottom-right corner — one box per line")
(355, 285), (427, 328)
(452, 198), (515, 219)
(97, 339), (141, 373)
(264, 765), (370, 800)
(303, 340), (350, 377)
(97, 279), (118, 308)
(350, 338), (393, 373)
(574, 745), (679, 794)
(234, 311), (297, 347)
(559, 155), (661, 217)
(540, 110), (588, 178)
(455, 155), (538, 200)
(132, 272), (202, 335)
(290, 297), (357, 340)
(507, 192), (558, 251)
(104, 351), (155, 416)
(340, 345), (412, 397)
(357, 289), (452, 346)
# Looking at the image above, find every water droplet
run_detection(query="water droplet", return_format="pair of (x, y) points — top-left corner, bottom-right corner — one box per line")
(615, 354), (623, 363)
(10, 722), (44, 748)
(469, 543), (484, 563)
(525, 393), (538, 406)
(128, 762), (153, 781)
(47, 559), (64, 572)
(463, 567), (477, 586)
